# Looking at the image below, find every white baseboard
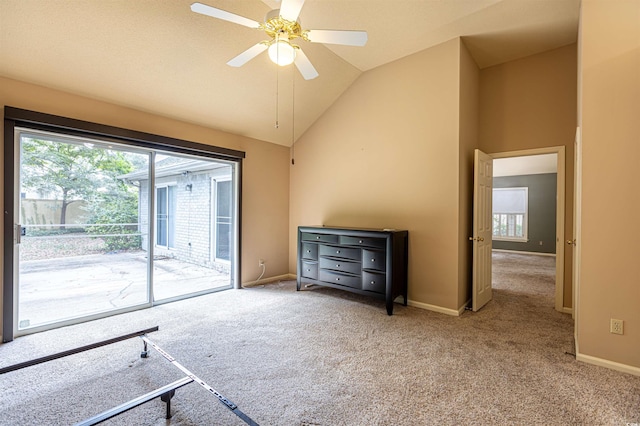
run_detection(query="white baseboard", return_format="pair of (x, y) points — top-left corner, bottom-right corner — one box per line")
(408, 299), (461, 316)
(561, 307), (573, 315)
(492, 248), (556, 257)
(242, 274), (295, 288)
(576, 353), (640, 377)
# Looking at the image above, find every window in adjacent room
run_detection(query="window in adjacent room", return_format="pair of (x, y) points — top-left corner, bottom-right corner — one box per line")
(493, 187), (528, 242)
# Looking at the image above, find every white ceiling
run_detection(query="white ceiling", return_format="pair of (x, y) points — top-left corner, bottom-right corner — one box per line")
(493, 154), (558, 177)
(0, 0), (580, 146)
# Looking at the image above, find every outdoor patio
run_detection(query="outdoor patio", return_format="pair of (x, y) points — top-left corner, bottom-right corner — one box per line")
(18, 251), (231, 329)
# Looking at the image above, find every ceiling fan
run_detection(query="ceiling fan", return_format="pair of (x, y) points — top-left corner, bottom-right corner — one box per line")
(190, 0), (368, 80)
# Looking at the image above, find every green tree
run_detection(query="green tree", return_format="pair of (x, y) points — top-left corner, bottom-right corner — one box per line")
(21, 138), (148, 251)
(82, 149), (143, 251)
(85, 189), (141, 251)
(22, 138), (136, 228)
(21, 138), (140, 245)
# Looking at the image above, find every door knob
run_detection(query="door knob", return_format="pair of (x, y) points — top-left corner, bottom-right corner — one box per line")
(469, 237), (484, 242)
(566, 239), (576, 245)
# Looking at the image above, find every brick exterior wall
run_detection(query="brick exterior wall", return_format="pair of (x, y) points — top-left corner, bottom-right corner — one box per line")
(138, 166), (232, 273)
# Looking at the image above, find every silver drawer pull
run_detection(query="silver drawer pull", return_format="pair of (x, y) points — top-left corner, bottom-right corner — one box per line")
(336, 264), (340, 267)
(336, 278), (340, 281)
(371, 281), (375, 285)
(336, 250), (341, 254)
(316, 236), (320, 239)
(371, 259), (375, 262)
(307, 250), (311, 253)
(359, 240), (363, 243)
(307, 269), (311, 272)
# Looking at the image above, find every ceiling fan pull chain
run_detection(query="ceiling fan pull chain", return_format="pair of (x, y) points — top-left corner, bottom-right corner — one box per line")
(291, 72), (296, 164)
(275, 60), (280, 129)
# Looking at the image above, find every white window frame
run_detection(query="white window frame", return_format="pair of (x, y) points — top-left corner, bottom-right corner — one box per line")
(211, 176), (232, 263)
(493, 187), (528, 242)
(155, 182), (177, 249)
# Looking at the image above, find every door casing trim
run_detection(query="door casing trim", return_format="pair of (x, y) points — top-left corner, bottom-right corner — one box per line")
(489, 146), (566, 312)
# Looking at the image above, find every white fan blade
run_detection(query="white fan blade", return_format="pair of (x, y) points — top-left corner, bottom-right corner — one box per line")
(279, 0), (305, 22)
(227, 43), (268, 67)
(306, 29), (368, 46)
(191, 2), (260, 29)
(294, 49), (318, 80)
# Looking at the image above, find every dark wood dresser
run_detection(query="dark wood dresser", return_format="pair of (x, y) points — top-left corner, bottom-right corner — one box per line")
(296, 226), (408, 315)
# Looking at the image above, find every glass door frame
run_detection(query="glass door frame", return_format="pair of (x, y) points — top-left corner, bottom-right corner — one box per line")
(13, 129), (156, 335)
(3, 106), (245, 342)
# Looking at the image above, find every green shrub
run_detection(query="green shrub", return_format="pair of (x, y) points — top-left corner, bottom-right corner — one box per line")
(86, 190), (142, 252)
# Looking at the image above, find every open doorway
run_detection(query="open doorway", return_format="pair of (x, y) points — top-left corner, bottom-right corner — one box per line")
(490, 147), (566, 312)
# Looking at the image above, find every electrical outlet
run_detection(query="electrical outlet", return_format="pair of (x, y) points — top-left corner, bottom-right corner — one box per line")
(259, 259), (265, 267)
(610, 318), (624, 335)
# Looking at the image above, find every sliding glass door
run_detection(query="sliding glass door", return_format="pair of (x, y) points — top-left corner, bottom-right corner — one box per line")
(147, 154), (235, 302)
(16, 131), (151, 331)
(13, 128), (238, 335)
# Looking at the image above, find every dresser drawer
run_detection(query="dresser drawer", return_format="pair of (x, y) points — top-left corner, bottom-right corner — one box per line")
(301, 261), (318, 280)
(301, 243), (318, 260)
(319, 270), (361, 289)
(319, 257), (362, 275)
(339, 235), (386, 249)
(319, 245), (361, 261)
(362, 249), (386, 272)
(362, 271), (386, 294)
(301, 232), (339, 244)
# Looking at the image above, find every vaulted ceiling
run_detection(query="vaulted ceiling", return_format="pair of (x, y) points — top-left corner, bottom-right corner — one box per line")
(0, 0), (580, 146)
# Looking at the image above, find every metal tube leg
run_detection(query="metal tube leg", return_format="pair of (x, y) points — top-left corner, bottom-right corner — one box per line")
(141, 340), (149, 358)
(161, 390), (176, 419)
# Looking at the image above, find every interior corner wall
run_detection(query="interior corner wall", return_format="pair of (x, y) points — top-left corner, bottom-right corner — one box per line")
(458, 40), (480, 310)
(478, 44), (577, 309)
(289, 38), (463, 312)
(578, 0), (640, 370)
(0, 77), (291, 342)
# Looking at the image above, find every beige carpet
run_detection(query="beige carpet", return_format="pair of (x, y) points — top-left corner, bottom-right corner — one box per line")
(0, 252), (638, 425)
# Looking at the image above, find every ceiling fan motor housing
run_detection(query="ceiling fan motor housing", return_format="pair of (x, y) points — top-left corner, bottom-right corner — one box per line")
(263, 9), (305, 43)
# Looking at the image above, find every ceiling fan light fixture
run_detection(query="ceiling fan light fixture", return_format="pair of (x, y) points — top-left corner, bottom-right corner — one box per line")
(190, 1), (367, 79)
(268, 39), (296, 66)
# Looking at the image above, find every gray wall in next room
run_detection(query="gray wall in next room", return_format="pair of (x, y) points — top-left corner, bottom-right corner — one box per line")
(493, 173), (557, 254)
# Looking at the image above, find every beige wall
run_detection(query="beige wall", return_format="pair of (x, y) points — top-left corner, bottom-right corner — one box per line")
(578, 0), (640, 369)
(21, 199), (89, 226)
(0, 77), (291, 341)
(478, 44), (577, 309)
(290, 38), (472, 313)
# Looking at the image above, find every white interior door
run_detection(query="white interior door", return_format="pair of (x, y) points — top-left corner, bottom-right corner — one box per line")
(472, 149), (493, 311)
